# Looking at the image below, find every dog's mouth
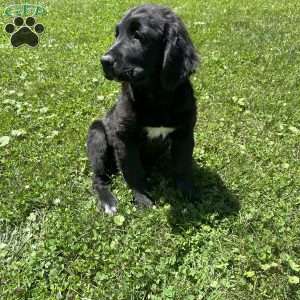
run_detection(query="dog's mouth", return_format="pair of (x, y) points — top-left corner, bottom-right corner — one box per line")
(103, 67), (145, 83)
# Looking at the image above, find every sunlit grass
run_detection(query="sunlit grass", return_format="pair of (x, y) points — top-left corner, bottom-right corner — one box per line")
(0, 0), (299, 299)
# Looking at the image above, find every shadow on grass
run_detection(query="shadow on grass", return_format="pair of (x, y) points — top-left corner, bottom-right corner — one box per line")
(150, 161), (240, 233)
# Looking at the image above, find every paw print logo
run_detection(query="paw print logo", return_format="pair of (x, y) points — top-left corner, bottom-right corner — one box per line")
(5, 16), (44, 48)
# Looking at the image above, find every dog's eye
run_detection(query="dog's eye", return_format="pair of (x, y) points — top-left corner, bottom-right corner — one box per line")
(129, 21), (144, 41)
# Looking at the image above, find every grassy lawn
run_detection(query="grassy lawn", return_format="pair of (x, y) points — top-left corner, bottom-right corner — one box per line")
(1, 0), (300, 299)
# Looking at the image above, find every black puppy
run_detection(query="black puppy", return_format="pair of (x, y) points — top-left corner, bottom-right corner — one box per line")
(87, 4), (199, 214)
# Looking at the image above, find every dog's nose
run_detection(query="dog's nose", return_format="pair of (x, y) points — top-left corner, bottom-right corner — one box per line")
(101, 55), (115, 79)
(101, 55), (115, 68)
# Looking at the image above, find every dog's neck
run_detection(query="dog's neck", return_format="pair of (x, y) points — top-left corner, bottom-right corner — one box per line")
(122, 80), (182, 104)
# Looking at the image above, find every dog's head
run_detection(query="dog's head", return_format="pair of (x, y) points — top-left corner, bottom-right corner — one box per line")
(101, 4), (199, 90)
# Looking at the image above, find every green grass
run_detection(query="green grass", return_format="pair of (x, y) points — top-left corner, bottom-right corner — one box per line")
(1, 0), (300, 299)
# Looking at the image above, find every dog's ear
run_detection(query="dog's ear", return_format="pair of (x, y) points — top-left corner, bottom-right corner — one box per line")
(160, 20), (199, 90)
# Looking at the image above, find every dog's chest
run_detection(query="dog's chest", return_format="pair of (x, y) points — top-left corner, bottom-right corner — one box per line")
(144, 126), (175, 140)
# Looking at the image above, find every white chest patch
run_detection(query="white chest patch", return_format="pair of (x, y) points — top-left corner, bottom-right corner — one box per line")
(144, 126), (175, 140)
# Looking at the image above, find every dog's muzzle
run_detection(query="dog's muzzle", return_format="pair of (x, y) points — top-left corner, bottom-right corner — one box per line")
(101, 54), (145, 82)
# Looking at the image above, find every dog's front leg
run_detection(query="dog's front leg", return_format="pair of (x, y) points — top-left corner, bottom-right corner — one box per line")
(171, 130), (195, 198)
(114, 137), (153, 208)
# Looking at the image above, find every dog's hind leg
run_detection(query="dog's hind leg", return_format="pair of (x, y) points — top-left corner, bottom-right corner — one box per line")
(87, 120), (118, 215)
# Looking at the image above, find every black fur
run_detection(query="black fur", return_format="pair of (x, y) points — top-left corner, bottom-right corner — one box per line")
(87, 4), (199, 214)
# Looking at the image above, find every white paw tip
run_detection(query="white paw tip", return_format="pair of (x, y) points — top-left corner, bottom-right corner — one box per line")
(103, 203), (117, 215)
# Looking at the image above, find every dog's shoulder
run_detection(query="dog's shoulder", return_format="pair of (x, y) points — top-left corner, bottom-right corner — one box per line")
(104, 90), (138, 138)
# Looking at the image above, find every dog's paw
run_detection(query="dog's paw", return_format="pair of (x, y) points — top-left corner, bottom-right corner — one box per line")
(134, 191), (153, 209)
(96, 192), (118, 215)
(101, 201), (117, 215)
(5, 16), (44, 48)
